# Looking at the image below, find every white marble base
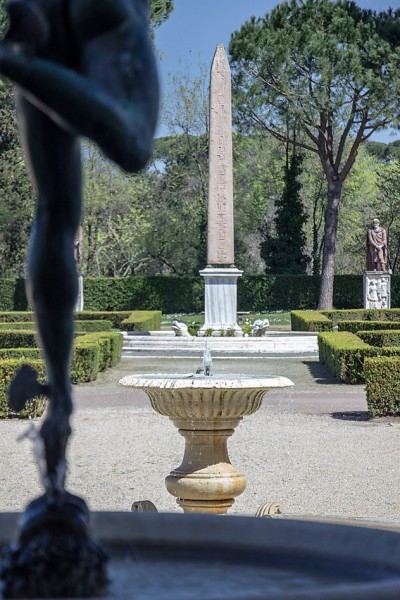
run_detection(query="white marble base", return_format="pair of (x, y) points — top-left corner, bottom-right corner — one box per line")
(75, 274), (84, 312)
(363, 271), (391, 309)
(199, 267), (243, 336)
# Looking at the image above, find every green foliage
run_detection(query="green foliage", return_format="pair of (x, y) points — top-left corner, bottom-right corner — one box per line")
(358, 330), (400, 348)
(71, 341), (100, 383)
(74, 311), (132, 328)
(0, 348), (40, 360)
(83, 277), (203, 313)
(229, 0), (400, 308)
(365, 357), (400, 416)
(78, 332), (123, 372)
(0, 322), (34, 330)
(0, 359), (46, 418)
(338, 321), (400, 334)
(150, 0), (174, 30)
(121, 311), (161, 332)
(318, 331), (400, 384)
(74, 320), (112, 333)
(0, 281), (29, 311)
(293, 308), (400, 331)
(261, 152), (309, 274)
(0, 331), (37, 348)
(290, 311), (333, 332)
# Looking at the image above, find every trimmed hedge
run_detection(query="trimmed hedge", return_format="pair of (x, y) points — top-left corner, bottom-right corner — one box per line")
(0, 331), (124, 416)
(0, 359), (46, 418)
(74, 311), (131, 328)
(0, 311), (34, 322)
(292, 309), (400, 332)
(318, 331), (400, 384)
(76, 332), (123, 374)
(358, 330), (400, 347)
(365, 357), (400, 416)
(0, 320), (113, 333)
(338, 320), (400, 334)
(74, 320), (112, 333)
(83, 277), (203, 313)
(71, 339), (101, 383)
(0, 331), (37, 348)
(0, 274), (388, 313)
(324, 309), (400, 323)
(291, 311), (333, 332)
(121, 310), (162, 331)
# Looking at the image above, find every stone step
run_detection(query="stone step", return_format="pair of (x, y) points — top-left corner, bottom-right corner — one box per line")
(122, 332), (318, 357)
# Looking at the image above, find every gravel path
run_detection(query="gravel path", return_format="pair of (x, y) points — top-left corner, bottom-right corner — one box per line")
(1, 355), (399, 522)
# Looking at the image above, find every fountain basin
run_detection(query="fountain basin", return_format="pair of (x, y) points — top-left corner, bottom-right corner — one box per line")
(2, 511), (400, 598)
(119, 374), (293, 514)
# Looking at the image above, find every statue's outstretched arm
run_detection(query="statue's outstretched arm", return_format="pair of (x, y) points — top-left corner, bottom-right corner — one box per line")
(0, 25), (159, 172)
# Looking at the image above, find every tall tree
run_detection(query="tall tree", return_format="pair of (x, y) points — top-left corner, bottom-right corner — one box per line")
(229, 0), (400, 308)
(261, 146), (309, 274)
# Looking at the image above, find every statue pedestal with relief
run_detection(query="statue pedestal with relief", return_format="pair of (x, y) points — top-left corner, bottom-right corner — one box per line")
(363, 271), (391, 309)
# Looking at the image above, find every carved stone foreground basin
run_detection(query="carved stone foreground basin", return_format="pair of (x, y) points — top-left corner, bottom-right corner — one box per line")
(2, 511), (400, 598)
(119, 374), (293, 514)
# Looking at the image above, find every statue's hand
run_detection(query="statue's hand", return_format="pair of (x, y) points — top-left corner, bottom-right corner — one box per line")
(3, 0), (49, 50)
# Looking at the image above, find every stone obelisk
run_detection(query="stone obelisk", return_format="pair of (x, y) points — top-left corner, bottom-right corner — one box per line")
(199, 44), (243, 337)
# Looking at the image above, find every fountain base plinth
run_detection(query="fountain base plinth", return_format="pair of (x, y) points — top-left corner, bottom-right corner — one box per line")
(1, 493), (107, 599)
(166, 426), (246, 514)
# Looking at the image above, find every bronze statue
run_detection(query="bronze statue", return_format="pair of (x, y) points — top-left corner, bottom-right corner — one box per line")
(0, 0), (158, 596)
(366, 218), (388, 272)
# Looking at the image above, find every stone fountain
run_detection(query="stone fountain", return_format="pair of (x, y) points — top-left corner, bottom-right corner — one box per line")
(119, 362), (293, 514)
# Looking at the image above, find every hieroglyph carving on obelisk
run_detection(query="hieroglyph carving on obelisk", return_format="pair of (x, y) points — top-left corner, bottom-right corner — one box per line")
(207, 44), (234, 265)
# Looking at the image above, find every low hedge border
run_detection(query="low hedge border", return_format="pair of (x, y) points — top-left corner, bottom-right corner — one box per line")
(0, 320), (113, 333)
(290, 311), (333, 332)
(74, 311), (131, 328)
(121, 310), (162, 331)
(318, 331), (400, 384)
(292, 309), (400, 332)
(0, 310), (162, 331)
(338, 321), (400, 334)
(364, 357), (400, 416)
(0, 331), (124, 416)
(358, 330), (400, 347)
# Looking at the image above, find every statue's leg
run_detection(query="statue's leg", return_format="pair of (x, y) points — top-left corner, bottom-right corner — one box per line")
(21, 105), (83, 499)
(28, 201), (80, 497)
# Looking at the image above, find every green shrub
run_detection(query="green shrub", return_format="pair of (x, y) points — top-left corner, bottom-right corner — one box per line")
(0, 312), (34, 322)
(291, 311), (333, 332)
(98, 332), (123, 367)
(71, 340), (100, 383)
(0, 359), (46, 418)
(338, 320), (400, 334)
(0, 331), (38, 348)
(121, 310), (162, 331)
(83, 277), (203, 313)
(74, 320), (112, 333)
(74, 311), (131, 328)
(358, 330), (400, 347)
(78, 332), (123, 372)
(0, 348), (41, 360)
(365, 357), (400, 416)
(0, 322), (34, 330)
(318, 331), (400, 384)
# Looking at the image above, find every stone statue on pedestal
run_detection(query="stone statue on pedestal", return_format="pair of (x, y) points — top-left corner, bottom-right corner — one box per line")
(364, 218), (391, 310)
(0, 0), (158, 596)
(366, 218), (388, 272)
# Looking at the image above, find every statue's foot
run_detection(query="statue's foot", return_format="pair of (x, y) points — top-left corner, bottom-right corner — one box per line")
(1, 492), (108, 598)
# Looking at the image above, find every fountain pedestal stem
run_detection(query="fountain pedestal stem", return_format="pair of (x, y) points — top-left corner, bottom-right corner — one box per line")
(166, 422), (245, 514)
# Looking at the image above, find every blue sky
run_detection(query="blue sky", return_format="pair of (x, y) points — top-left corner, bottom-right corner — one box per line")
(155, 0), (400, 142)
